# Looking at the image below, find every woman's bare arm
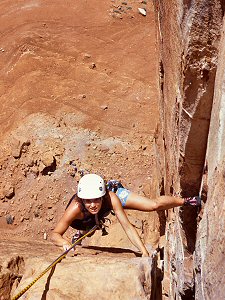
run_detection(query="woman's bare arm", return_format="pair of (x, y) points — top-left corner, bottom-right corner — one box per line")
(51, 202), (81, 249)
(109, 192), (149, 256)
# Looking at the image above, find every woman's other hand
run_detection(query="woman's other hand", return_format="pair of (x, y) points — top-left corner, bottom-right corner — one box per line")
(62, 242), (72, 251)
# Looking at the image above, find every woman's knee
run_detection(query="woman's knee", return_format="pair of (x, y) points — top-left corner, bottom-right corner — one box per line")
(150, 200), (159, 211)
(151, 196), (167, 211)
(142, 197), (159, 211)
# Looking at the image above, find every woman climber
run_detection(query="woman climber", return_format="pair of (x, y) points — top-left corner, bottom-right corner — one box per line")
(51, 174), (201, 257)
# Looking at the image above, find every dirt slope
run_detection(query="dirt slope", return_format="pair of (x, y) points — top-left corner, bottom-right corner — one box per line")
(0, 0), (158, 139)
(0, 0), (160, 245)
(0, 1), (161, 298)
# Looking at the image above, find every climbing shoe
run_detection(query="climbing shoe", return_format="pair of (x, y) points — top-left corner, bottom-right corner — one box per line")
(183, 196), (201, 207)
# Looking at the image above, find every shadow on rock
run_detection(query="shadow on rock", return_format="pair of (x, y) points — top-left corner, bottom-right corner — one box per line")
(83, 245), (142, 257)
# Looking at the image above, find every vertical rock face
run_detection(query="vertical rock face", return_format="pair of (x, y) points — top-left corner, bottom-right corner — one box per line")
(195, 19), (225, 300)
(155, 0), (223, 194)
(154, 0), (225, 299)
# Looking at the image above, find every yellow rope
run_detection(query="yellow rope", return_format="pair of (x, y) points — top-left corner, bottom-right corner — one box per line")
(12, 225), (98, 300)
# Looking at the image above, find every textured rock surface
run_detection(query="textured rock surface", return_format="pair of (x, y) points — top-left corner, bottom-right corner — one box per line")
(153, 0), (225, 299)
(1, 0), (225, 299)
(17, 257), (152, 300)
(0, 239), (154, 300)
(0, 1), (162, 299)
(194, 17), (225, 300)
(0, 0), (161, 246)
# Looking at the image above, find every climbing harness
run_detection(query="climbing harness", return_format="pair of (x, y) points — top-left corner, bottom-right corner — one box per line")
(106, 179), (124, 193)
(12, 224), (99, 300)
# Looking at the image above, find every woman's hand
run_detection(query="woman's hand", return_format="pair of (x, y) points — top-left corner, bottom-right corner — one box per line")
(62, 242), (72, 251)
(110, 192), (150, 257)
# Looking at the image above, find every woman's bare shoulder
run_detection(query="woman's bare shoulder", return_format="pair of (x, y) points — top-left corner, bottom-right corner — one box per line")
(64, 198), (83, 220)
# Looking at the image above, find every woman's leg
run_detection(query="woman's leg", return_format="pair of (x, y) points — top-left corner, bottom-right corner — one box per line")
(124, 192), (184, 211)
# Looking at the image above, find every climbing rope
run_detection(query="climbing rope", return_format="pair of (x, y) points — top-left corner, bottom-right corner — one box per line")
(12, 225), (98, 300)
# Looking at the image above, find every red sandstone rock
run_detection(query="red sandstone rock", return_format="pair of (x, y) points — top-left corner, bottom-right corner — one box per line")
(0, 0), (160, 298)
(194, 15), (225, 300)
(154, 0), (225, 299)
(16, 256), (152, 300)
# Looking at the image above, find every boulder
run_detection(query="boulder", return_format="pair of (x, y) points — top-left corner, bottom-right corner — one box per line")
(15, 256), (152, 300)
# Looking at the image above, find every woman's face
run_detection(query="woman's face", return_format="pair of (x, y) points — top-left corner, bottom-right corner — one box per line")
(83, 197), (103, 214)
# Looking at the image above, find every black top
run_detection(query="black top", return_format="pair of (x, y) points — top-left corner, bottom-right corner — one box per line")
(66, 194), (112, 231)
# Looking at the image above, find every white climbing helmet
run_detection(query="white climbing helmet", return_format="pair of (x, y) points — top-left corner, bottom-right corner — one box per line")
(77, 174), (106, 199)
